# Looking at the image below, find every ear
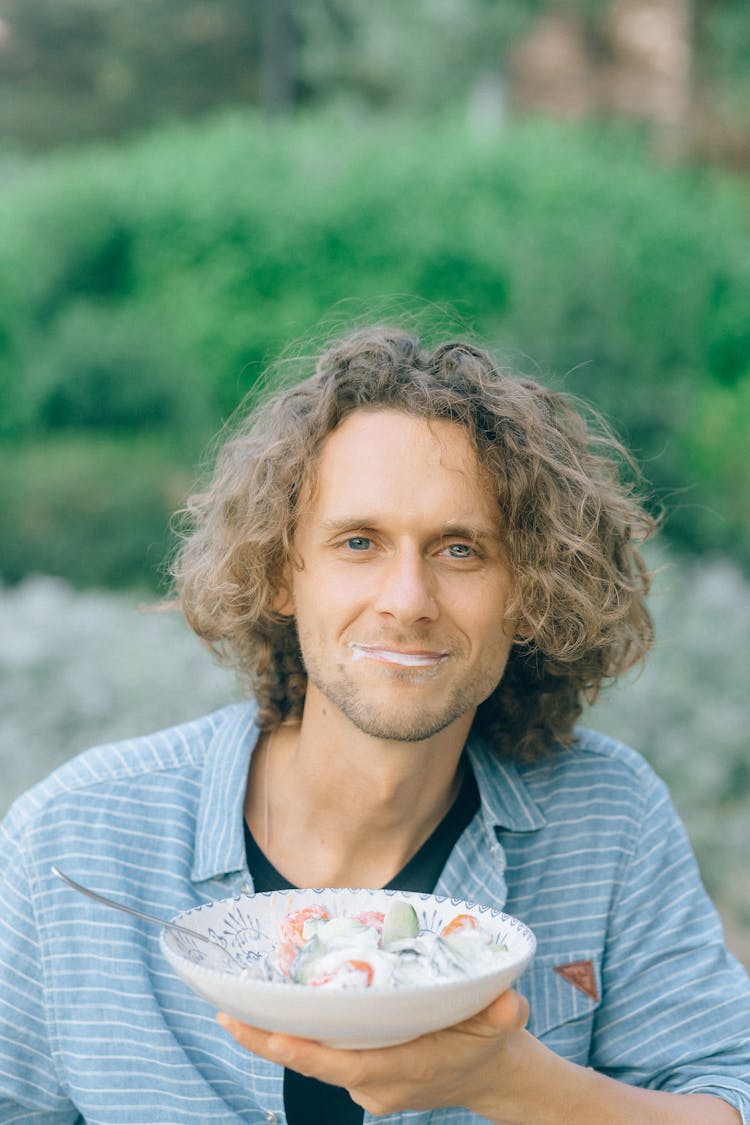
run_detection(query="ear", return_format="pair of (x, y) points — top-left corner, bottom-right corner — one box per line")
(273, 564), (295, 616)
(509, 611), (534, 643)
(274, 588), (294, 616)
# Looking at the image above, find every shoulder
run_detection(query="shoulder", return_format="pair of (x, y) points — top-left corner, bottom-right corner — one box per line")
(1, 702), (254, 839)
(517, 726), (670, 827)
(526, 725), (662, 788)
(569, 726), (659, 777)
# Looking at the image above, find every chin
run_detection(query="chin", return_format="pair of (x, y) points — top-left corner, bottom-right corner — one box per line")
(345, 705), (464, 744)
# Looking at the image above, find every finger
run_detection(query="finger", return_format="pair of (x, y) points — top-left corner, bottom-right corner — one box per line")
(216, 1013), (281, 1057)
(216, 1013), (370, 1086)
(216, 1014), (319, 1069)
(460, 988), (530, 1037)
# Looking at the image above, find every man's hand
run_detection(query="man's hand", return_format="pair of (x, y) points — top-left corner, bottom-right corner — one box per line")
(217, 988), (742, 1125)
(217, 988), (530, 1119)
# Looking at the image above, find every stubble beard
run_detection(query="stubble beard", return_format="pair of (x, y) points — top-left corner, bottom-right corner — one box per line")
(302, 654), (501, 743)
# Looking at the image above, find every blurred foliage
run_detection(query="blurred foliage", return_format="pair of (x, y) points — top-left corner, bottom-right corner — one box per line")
(0, 0), (537, 148)
(0, 110), (749, 589)
(0, 0), (748, 151)
(0, 0), (263, 148)
(694, 0), (750, 129)
(292, 0), (537, 113)
(0, 437), (193, 589)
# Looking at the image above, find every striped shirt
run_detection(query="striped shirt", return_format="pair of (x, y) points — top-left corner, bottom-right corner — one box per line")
(1, 701), (749, 1124)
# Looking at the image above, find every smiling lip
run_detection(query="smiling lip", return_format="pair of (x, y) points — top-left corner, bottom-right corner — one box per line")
(348, 643), (448, 668)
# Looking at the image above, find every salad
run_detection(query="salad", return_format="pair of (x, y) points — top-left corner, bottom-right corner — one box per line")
(244, 899), (509, 989)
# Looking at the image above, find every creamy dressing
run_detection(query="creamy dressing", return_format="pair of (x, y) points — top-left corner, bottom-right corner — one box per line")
(242, 903), (509, 989)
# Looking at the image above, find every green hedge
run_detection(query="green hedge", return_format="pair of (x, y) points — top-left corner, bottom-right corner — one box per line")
(1, 109), (749, 586)
(0, 436), (194, 590)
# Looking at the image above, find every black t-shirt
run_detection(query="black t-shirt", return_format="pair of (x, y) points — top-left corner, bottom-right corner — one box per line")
(244, 763), (480, 1125)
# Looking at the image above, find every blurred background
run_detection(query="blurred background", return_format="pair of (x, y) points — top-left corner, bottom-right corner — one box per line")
(0, 0), (748, 963)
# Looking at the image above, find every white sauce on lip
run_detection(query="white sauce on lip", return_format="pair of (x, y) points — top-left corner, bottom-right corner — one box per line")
(349, 644), (446, 668)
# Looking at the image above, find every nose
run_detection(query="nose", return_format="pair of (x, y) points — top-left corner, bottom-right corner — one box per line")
(373, 549), (439, 624)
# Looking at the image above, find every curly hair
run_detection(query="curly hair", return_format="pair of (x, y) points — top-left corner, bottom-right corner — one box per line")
(170, 325), (656, 761)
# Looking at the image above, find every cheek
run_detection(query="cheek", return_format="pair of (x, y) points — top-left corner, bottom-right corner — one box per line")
(458, 580), (514, 641)
(478, 626), (514, 667)
(468, 609), (517, 680)
(309, 568), (374, 618)
(289, 575), (359, 641)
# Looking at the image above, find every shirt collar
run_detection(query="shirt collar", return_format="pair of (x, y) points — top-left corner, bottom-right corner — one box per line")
(191, 702), (261, 884)
(466, 733), (547, 834)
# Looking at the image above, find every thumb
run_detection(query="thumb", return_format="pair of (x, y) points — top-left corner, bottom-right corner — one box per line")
(482, 988), (530, 1033)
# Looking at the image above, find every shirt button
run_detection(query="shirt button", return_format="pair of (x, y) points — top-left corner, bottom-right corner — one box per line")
(263, 1112), (278, 1123)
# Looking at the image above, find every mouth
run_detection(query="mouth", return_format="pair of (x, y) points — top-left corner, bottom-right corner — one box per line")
(347, 643), (449, 669)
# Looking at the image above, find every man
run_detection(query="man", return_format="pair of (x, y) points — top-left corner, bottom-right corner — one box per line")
(1, 326), (749, 1123)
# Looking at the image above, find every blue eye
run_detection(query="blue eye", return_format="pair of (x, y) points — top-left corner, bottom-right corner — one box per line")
(445, 543), (473, 558)
(346, 537), (372, 551)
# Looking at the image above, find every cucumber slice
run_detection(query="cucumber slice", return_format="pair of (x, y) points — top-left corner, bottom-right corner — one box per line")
(382, 900), (419, 945)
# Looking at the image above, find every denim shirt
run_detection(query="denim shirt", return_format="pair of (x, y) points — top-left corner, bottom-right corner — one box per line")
(1, 702), (749, 1124)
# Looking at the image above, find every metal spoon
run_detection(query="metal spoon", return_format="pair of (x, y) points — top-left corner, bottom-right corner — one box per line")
(51, 865), (242, 969)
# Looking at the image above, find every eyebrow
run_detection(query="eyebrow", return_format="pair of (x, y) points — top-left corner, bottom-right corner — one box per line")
(318, 517), (503, 543)
(438, 521), (502, 543)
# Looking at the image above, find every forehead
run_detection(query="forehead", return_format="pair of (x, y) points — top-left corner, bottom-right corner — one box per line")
(300, 409), (499, 526)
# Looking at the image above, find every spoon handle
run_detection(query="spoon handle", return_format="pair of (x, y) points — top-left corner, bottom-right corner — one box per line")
(51, 865), (214, 946)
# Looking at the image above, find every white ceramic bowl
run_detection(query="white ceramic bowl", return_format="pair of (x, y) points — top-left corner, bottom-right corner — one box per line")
(160, 888), (536, 1048)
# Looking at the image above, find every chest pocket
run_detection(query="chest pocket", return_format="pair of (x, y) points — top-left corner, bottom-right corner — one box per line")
(516, 952), (602, 1066)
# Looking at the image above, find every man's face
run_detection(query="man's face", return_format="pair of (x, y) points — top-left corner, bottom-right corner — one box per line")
(280, 409), (517, 743)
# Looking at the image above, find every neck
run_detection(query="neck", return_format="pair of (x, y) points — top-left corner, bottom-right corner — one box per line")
(244, 696), (474, 888)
